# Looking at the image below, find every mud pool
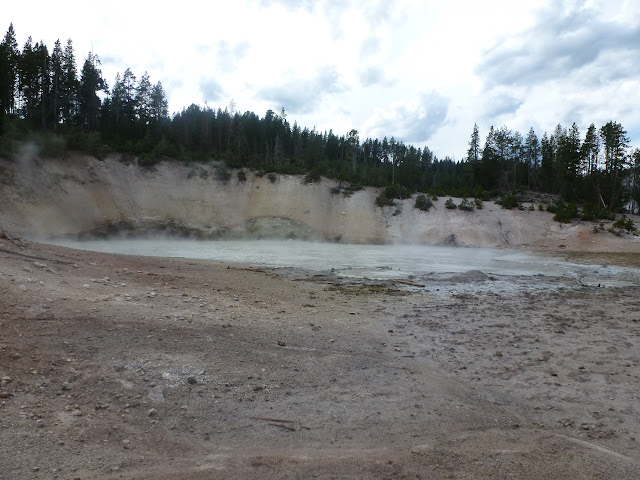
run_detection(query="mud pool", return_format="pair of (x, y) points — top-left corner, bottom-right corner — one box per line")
(47, 239), (638, 292)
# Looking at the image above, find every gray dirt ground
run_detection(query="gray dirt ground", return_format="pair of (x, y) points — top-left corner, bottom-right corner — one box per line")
(1, 237), (639, 479)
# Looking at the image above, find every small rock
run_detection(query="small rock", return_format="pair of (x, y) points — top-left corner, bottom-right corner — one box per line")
(18, 284), (27, 292)
(147, 408), (157, 417)
(71, 409), (83, 416)
(0, 376), (11, 387)
(62, 382), (71, 391)
(10, 352), (22, 360)
(187, 376), (197, 385)
(277, 340), (286, 347)
(147, 386), (165, 403)
(114, 363), (125, 372)
(83, 284), (90, 289)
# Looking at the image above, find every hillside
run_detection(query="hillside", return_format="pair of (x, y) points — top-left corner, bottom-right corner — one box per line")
(1, 153), (639, 253)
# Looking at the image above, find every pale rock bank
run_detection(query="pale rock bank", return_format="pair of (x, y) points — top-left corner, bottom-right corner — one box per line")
(1, 153), (639, 252)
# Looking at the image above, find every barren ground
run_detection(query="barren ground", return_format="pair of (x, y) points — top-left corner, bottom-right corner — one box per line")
(1, 236), (639, 479)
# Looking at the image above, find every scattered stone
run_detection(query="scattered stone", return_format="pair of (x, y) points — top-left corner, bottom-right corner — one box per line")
(187, 376), (197, 385)
(147, 386), (165, 403)
(277, 340), (286, 346)
(71, 409), (83, 416)
(1, 376), (11, 387)
(10, 352), (22, 360)
(147, 408), (157, 417)
(115, 363), (125, 372)
(61, 382), (71, 391)
(83, 284), (90, 289)
(18, 284), (27, 292)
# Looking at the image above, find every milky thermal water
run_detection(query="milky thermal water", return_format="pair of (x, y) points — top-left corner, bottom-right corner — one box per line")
(47, 239), (638, 291)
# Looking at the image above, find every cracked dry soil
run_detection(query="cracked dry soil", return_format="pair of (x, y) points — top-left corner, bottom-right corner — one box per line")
(1, 237), (639, 479)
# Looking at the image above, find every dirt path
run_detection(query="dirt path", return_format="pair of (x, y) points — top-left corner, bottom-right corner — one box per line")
(1, 238), (639, 479)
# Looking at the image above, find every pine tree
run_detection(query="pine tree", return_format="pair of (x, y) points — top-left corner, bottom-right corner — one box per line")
(524, 128), (539, 189)
(135, 71), (152, 126)
(599, 121), (630, 211)
(121, 68), (137, 125)
(466, 123), (480, 163)
(50, 40), (64, 127)
(61, 39), (78, 123)
(581, 123), (599, 174)
(0, 23), (19, 116)
(78, 53), (107, 130)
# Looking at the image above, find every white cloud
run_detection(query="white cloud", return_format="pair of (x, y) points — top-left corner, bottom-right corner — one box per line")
(363, 91), (450, 144)
(3, 0), (640, 156)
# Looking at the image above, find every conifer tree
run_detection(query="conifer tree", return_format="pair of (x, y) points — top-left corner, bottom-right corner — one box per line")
(0, 23), (19, 116)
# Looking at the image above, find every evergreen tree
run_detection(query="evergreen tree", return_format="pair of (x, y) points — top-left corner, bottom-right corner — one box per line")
(78, 53), (107, 130)
(60, 39), (78, 123)
(581, 123), (599, 174)
(50, 40), (64, 127)
(599, 121), (630, 211)
(524, 128), (540, 189)
(0, 23), (19, 116)
(466, 123), (480, 163)
(540, 133), (554, 192)
(149, 82), (168, 123)
(121, 68), (137, 125)
(135, 71), (152, 126)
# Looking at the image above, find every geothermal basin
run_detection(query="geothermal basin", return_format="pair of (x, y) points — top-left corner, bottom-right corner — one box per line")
(46, 239), (639, 292)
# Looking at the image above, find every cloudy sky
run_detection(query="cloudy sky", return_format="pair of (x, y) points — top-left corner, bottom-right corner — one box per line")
(5, 0), (640, 157)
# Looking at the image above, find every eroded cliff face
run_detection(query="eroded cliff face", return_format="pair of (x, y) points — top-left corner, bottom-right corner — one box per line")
(1, 153), (638, 251)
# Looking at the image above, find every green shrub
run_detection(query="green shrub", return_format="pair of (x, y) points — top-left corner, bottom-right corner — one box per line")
(612, 215), (636, 232)
(304, 171), (321, 184)
(498, 193), (518, 210)
(216, 167), (231, 183)
(458, 198), (474, 211)
(474, 198), (483, 209)
(237, 170), (247, 182)
(431, 194), (438, 201)
(528, 204), (535, 211)
(551, 200), (579, 223)
(383, 184), (411, 200)
(445, 198), (457, 210)
(414, 194), (433, 211)
(267, 172), (277, 183)
(375, 194), (395, 207)
(138, 152), (159, 167)
(376, 184), (410, 208)
(344, 183), (363, 195)
(538, 204), (544, 211)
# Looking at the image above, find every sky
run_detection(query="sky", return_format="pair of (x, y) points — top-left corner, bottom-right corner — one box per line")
(4, 0), (640, 158)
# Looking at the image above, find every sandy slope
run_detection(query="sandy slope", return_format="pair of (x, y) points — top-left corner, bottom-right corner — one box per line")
(1, 154), (640, 252)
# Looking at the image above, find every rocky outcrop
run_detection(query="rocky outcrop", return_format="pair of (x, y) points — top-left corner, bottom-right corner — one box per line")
(1, 153), (639, 251)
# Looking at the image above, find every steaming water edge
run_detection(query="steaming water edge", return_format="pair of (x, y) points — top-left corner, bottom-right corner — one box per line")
(46, 238), (638, 292)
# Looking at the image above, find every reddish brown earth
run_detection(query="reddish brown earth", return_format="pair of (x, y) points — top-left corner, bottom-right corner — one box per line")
(1, 236), (639, 479)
